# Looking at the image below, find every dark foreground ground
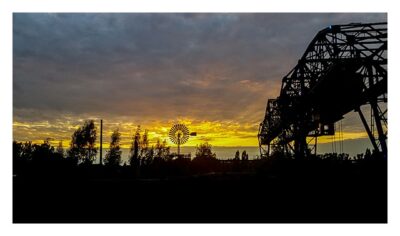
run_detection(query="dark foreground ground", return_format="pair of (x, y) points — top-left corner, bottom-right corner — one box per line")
(13, 159), (387, 223)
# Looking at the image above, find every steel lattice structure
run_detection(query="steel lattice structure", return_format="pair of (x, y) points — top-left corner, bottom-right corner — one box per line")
(258, 22), (387, 158)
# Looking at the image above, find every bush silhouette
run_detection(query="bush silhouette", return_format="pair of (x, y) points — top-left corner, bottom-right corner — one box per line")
(192, 142), (219, 173)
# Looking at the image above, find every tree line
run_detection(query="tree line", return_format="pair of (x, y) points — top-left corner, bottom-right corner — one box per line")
(13, 120), (217, 169)
(13, 120), (382, 179)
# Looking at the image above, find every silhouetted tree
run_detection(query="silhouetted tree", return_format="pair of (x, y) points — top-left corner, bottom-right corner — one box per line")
(142, 146), (154, 166)
(192, 142), (218, 173)
(140, 129), (149, 157)
(104, 129), (122, 166)
(67, 120), (97, 165)
(241, 150), (248, 161)
(31, 139), (55, 163)
(13, 141), (25, 174)
(56, 141), (64, 158)
(13, 140), (24, 160)
(138, 129), (155, 166)
(234, 150), (240, 160)
(155, 139), (170, 160)
(21, 141), (33, 160)
(194, 142), (216, 160)
(129, 125), (141, 167)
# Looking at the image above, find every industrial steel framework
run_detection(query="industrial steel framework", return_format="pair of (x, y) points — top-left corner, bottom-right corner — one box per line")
(258, 22), (387, 159)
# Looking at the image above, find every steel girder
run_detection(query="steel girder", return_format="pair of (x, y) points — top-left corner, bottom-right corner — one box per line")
(258, 22), (387, 158)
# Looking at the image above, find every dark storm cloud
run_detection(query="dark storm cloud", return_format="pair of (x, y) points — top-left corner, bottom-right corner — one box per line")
(13, 13), (387, 126)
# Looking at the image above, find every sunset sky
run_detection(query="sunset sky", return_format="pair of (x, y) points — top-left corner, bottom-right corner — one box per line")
(13, 13), (386, 151)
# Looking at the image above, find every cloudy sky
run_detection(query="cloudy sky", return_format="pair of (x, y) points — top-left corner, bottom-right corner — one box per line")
(13, 13), (386, 150)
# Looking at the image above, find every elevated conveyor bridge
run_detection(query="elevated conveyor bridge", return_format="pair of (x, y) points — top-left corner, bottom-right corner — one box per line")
(258, 22), (387, 158)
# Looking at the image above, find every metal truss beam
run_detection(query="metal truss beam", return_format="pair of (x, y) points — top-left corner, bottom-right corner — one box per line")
(259, 22), (387, 158)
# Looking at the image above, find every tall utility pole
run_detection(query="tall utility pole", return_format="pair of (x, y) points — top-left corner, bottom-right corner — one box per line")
(100, 119), (103, 165)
